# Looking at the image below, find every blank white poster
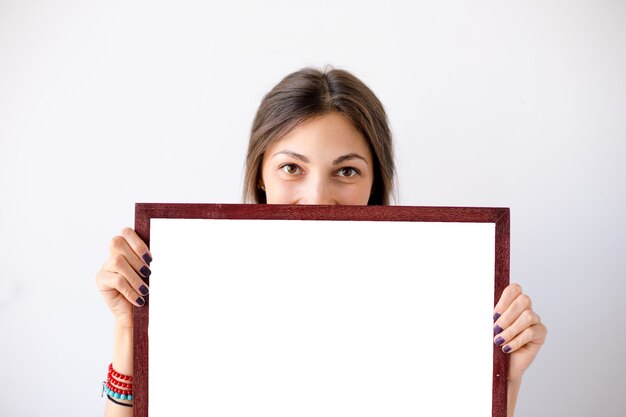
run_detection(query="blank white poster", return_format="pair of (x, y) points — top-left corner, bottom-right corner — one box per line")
(148, 219), (495, 417)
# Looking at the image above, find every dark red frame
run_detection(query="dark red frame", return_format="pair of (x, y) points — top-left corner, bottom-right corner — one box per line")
(134, 203), (510, 417)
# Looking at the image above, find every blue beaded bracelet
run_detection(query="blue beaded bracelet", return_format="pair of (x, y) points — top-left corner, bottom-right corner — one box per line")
(102, 381), (133, 402)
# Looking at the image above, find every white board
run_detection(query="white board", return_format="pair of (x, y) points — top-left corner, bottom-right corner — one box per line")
(148, 218), (495, 416)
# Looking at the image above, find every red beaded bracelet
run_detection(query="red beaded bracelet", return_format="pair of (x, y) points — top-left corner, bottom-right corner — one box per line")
(109, 376), (132, 389)
(102, 363), (134, 402)
(108, 362), (133, 381)
(105, 379), (133, 396)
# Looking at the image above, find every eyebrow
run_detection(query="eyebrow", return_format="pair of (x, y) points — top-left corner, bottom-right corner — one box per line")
(271, 151), (368, 166)
(271, 151), (309, 163)
(332, 153), (368, 166)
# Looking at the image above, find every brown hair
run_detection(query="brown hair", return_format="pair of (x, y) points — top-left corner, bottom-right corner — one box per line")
(243, 66), (395, 205)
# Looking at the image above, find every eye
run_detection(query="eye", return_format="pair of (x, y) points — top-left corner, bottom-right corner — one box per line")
(335, 167), (360, 178)
(280, 164), (303, 175)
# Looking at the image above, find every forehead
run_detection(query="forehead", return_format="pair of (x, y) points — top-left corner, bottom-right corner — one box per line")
(266, 112), (372, 158)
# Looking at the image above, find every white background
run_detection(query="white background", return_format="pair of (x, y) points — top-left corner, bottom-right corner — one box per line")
(0, 1), (625, 416)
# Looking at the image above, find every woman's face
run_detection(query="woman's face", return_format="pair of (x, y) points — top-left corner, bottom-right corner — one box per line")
(260, 112), (375, 205)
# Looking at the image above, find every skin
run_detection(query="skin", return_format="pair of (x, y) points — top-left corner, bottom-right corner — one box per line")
(97, 112), (547, 417)
(260, 112), (375, 205)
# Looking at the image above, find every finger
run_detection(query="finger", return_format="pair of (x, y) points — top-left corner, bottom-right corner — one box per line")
(96, 270), (146, 307)
(117, 227), (152, 265)
(494, 309), (540, 347)
(493, 283), (522, 320)
(108, 232), (152, 280)
(103, 253), (150, 298)
(499, 322), (548, 354)
(494, 292), (532, 335)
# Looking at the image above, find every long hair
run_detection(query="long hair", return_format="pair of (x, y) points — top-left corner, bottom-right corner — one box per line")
(243, 66), (395, 205)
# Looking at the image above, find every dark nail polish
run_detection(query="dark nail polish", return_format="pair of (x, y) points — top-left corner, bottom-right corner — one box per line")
(140, 265), (151, 277)
(503, 345), (512, 353)
(136, 297), (145, 306)
(142, 253), (152, 264)
(494, 325), (503, 335)
(139, 285), (149, 296)
(495, 336), (505, 346)
(493, 312), (501, 321)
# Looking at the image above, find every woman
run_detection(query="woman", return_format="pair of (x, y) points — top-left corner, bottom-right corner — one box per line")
(97, 66), (547, 417)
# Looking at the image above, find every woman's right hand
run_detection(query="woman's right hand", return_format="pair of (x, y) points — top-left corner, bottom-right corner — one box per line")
(96, 227), (152, 328)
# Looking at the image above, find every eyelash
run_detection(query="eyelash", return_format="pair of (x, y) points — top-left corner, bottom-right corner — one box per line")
(278, 164), (361, 178)
(335, 167), (360, 178)
(279, 164), (303, 175)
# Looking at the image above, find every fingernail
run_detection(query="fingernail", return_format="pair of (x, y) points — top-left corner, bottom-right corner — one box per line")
(503, 345), (512, 353)
(140, 266), (151, 278)
(142, 253), (152, 264)
(495, 336), (505, 346)
(136, 297), (145, 306)
(139, 285), (149, 296)
(494, 325), (503, 335)
(493, 312), (501, 321)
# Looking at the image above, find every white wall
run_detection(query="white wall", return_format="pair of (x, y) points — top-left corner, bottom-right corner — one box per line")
(1, 1), (625, 416)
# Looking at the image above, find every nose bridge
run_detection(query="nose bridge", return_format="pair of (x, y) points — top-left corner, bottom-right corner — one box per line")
(304, 172), (333, 205)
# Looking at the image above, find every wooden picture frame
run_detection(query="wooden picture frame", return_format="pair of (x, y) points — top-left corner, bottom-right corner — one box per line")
(133, 203), (510, 417)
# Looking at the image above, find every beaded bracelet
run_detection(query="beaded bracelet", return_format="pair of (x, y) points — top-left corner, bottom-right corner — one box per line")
(109, 376), (132, 390)
(103, 380), (133, 400)
(102, 362), (134, 403)
(108, 362), (133, 382)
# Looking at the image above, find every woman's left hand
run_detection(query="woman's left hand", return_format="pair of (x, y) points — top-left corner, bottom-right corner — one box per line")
(493, 283), (548, 383)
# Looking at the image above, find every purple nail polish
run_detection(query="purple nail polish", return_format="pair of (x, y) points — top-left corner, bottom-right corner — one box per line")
(495, 336), (505, 346)
(503, 345), (512, 353)
(494, 325), (503, 335)
(140, 265), (151, 278)
(493, 312), (501, 321)
(139, 285), (149, 296)
(143, 253), (152, 264)
(136, 297), (145, 306)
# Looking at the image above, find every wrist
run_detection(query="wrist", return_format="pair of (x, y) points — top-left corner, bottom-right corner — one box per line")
(507, 377), (523, 417)
(115, 317), (134, 330)
(508, 375), (523, 387)
(113, 323), (134, 376)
